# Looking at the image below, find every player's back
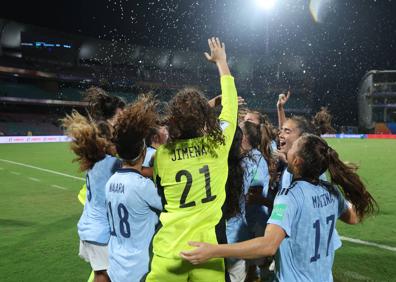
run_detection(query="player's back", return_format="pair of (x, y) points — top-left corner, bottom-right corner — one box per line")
(271, 180), (346, 282)
(152, 74), (237, 259)
(77, 155), (120, 244)
(153, 136), (231, 258)
(106, 168), (162, 282)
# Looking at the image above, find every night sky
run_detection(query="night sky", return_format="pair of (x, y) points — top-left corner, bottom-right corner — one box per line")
(1, 0), (396, 125)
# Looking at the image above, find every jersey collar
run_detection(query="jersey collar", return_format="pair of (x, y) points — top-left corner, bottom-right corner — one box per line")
(291, 177), (320, 185)
(117, 168), (143, 176)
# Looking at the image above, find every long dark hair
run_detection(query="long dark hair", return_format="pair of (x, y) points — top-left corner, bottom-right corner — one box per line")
(224, 127), (244, 219)
(84, 86), (126, 121)
(166, 88), (225, 152)
(83, 86), (126, 146)
(243, 110), (278, 181)
(242, 120), (277, 185)
(312, 107), (336, 135)
(297, 134), (378, 219)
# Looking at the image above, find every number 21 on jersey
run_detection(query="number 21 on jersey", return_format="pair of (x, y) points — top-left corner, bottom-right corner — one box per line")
(176, 165), (216, 208)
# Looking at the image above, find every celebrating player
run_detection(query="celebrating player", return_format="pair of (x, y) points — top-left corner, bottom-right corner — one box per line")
(62, 112), (121, 282)
(77, 87), (126, 205)
(105, 94), (163, 282)
(141, 125), (169, 178)
(180, 134), (377, 282)
(224, 126), (249, 282)
(146, 37), (238, 282)
(240, 120), (273, 281)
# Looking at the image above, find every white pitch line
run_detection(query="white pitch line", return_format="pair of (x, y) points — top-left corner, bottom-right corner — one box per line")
(28, 177), (40, 182)
(51, 184), (68, 190)
(340, 236), (396, 252)
(342, 271), (371, 281)
(1, 158), (396, 253)
(10, 171), (21, 175)
(0, 158), (84, 181)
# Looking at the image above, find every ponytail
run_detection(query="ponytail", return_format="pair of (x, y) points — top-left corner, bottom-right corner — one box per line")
(327, 147), (378, 219)
(296, 134), (378, 220)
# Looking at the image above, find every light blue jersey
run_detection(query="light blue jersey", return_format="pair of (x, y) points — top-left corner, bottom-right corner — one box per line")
(268, 180), (348, 282)
(226, 196), (249, 267)
(242, 148), (271, 230)
(106, 168), (162, 282)
(270, 140), (278, 152)
(226, 194), (249, 244)
(143, 146), (156, 168)
(280, 168), (342, 250)
(77, 155), (120, 244)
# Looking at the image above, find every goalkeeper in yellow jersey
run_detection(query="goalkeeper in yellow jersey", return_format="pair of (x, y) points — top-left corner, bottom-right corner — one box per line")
(146, 37), (238, 282)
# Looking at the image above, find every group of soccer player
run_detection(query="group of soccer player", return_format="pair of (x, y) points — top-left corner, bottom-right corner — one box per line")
(62, 37), (378, 282)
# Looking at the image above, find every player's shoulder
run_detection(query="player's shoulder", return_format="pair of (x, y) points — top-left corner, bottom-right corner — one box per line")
(113, 168), (154, 191)
(125, 168), (154, 187)
(103, 154), (118, 162)
(277, 180), (300, 196)
(132, 174), (156, 198)
(318, 180), (343, 199)
(100, 154), (120, 168)
(276, 179), (308, 205)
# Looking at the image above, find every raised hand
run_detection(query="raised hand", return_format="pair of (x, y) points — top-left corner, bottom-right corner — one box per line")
(204, 37), (227, 64)
(277, 90), (291, 108)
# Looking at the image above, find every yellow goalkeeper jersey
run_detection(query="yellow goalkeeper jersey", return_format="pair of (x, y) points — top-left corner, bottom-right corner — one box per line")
(153, 75), (238, 258)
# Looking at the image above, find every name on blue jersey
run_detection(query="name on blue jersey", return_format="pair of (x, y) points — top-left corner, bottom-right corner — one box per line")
(109, 183), (125, 194)
(312, 192), (334, 209)
(171, 143), (208, 161)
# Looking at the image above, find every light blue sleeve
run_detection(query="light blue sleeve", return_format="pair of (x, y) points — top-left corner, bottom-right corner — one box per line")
(270, 140), (277, 152)
(241, 157), (254, 195)
(280, 168), (293, 190)
(142, 148), (156, 168)
(319, 172), (327, 181)
(267, 193), (299, 237)
(139, 179), (163, 211)
(257, 156), (270, 197)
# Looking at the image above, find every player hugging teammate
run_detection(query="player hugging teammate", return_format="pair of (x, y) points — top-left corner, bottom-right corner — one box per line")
(64, 37), (378, 282)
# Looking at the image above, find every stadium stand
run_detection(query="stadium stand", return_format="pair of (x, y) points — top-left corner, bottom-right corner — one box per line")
(0, 112), (62, 136)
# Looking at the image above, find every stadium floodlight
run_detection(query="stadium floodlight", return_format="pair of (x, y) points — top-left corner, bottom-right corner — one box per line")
(255, 0), (277, 10)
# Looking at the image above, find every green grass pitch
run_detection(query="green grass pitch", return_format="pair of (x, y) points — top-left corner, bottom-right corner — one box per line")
(0, 140), (395, 281)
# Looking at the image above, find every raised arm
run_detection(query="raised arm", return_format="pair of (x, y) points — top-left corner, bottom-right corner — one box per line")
(180, 224), (285, 264)
(205, 37), (231, 76)
(205, 37), (238, 127)
(277, 90), (290, 129)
